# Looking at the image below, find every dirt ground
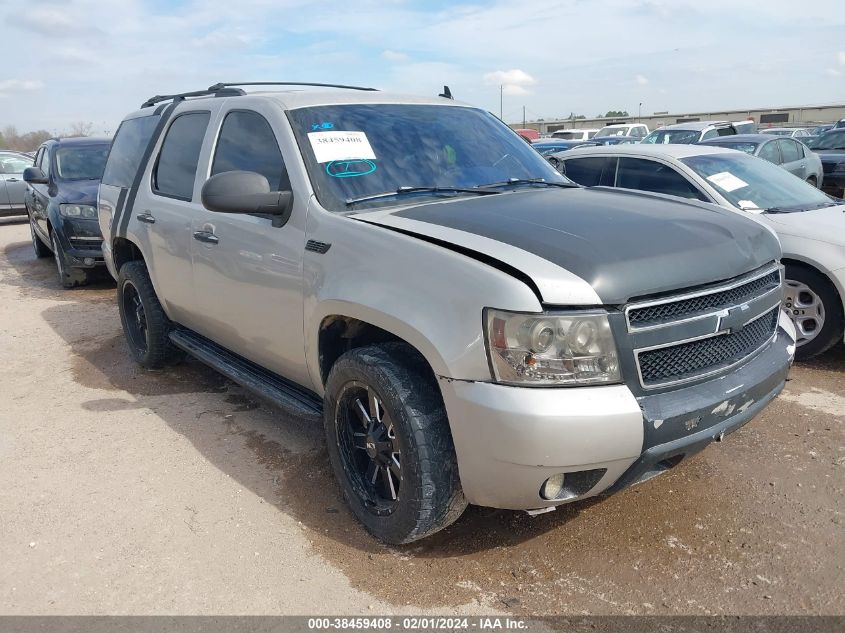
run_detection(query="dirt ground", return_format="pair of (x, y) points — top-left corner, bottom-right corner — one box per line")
(0, 217), (842, 615)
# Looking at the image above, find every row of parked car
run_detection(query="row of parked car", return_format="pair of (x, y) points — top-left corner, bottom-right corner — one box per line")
(529, 121), (845, 360)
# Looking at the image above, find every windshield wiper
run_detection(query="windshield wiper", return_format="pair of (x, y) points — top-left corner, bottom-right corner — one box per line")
(475, 178), (579, 190)
(764, 201), (838, 214)
(346, 186), (500, 207)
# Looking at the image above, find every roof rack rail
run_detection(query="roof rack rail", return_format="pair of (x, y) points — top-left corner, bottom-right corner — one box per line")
(141, 87), (245, 109)
(207, 82), (379, 92)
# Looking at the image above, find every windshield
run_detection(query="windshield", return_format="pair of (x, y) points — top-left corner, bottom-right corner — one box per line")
(287, 104), (567, 211)
(55, 146), (109, 180)
(681, 153), (833, 212)
(702, 142), (758, 155)
(552, 131), (582, 140)
(811, 131), (845, 150)
(595, 126), (629, 137)
(641, 129), (700, 144)
(759, 129), (792, 136)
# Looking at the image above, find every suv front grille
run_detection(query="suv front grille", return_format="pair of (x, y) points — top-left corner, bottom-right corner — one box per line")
(628, 269), (780, 329)
(637, 307), (778, 387)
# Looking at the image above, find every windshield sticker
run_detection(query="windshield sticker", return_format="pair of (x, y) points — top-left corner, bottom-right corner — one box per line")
(326, 159), (377, 178)
(308, 131), (376, 164)
(706, 171), (748, 192)
(737, 199), (761, 211)
(311, 121), (334, 131)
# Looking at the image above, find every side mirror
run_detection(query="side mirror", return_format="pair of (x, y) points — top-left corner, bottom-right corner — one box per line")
(23, 167), (48, 184)
(201, 170), (294, 228)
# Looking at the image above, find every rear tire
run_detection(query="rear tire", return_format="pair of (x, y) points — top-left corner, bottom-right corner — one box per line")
(51, 232), (88, 288)
(323, 343), (467, 544)
(30, 219), (50, 258)
(783, 264), (843, 360)
(117, 260), (184, 369)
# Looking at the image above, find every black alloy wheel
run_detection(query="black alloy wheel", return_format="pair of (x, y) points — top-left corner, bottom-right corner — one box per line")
(336, 381), (402, 515)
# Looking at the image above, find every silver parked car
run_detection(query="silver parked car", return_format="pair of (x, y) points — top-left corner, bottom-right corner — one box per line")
(641, 120), (739, 145)
(699, 134), (823, 187)
(97, 83), (793, 543)
(0, 151), (34, 217)
(554, 144), (845, 359)
(759, 127), (813, 138)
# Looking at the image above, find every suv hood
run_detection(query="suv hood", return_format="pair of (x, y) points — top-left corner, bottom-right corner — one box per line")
(56, 179), (100, 205)
(355, 187), (780, 305)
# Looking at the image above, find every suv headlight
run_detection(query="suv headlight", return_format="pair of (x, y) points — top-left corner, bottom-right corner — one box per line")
(484, 308), (621, 386)
(59, 204), (98, 219)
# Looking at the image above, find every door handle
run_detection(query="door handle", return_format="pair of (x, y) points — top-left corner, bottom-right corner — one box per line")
(136, 213), (156, 224)
(7, 178), (19, 182)
(193, 231), (219, 245)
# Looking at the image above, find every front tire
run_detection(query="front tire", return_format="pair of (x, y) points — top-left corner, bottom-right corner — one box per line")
(51, 232), (87, 288)
(783, 264), (843, 360)
(117, 260), (183, 369)
(323, 344), (467, 544)
(30, 220), (50, 258)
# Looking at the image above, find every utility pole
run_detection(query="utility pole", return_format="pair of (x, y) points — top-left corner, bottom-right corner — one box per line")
(500, 85), (503, 120)
(639, 102), (642, 122)
(523, 105), (526, 128)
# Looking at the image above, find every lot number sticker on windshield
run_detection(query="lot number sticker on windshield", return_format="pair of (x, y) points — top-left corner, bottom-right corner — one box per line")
(706, 171), (748, 192)
(308, 131), (376, 164)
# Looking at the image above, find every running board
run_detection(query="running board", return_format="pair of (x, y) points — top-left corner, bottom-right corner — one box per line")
(169, 329), (323, 421)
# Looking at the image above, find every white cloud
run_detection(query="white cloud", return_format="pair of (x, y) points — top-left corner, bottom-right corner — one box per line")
(483, 69), (536, 95)
(826, 68), (842, 77)
(382, 50), (410, 63)
(839, 51), (845, 66)
(636, 74), (649, 85)
(9, 7), (102, 37)
(0, 79), (45, 94)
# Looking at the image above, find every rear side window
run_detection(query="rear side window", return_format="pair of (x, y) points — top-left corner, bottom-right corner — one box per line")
(102, 115), (159, 188)
(154, 112), (210, 200)
(616, 158), (707, 201)
(211, 110), (290, 190)
(757, 141), (781, 165)
(561, 156), (616, 187)
(778, 139), (801, 163)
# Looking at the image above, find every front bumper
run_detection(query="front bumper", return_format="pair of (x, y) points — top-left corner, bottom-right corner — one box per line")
(439, 314), (794, 510)
(58, 217), (104, 268)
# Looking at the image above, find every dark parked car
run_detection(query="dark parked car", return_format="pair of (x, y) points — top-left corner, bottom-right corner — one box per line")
(0, 151), (34, 217)
(589, 136), (638, 146)
(531, 139), (599, 157)
(808, 129), (845, 197)
(699, 134), (823, 187)
(24, 137), (111, 287)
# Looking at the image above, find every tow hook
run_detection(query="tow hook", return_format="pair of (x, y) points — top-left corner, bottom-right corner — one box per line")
(526, 506), (557, 517)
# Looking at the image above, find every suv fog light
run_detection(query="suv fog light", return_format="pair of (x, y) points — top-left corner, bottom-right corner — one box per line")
(83, 257), (95, 266)
(541, 473), (566, 500)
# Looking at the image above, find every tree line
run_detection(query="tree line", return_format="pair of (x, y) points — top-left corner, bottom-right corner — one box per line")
(1, 122), (96, 152)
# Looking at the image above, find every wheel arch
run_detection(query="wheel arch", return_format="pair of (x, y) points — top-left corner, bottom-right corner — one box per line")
(112, 236), (145, 272)
(310, 302), (451, 396)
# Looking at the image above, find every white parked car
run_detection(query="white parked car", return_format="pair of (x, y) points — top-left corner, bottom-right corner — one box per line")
(550, 128), (599, 141)
(554, 144), (845, 359)
(593, 123), (649, 139)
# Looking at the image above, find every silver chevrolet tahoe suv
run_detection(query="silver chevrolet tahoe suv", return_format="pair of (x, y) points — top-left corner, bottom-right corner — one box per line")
(98, 82), (796, 544)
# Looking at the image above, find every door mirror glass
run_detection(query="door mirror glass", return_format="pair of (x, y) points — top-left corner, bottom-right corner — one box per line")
(201, 170), (293, 227)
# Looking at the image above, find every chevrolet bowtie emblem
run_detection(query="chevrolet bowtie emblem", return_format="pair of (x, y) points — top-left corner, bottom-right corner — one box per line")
(718, 304), (751, 333)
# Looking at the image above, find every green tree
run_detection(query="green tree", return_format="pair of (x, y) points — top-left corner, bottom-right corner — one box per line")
(603, 110), (630, 118)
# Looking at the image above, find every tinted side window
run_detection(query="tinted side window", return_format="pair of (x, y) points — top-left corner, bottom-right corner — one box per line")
(560, 156), (616, 187)
(758, 141), (781, 164)
(616, 157), (706, 201)
(211, 110), (289, 190)
(102, 115), (159, 188)
(701, 129), (718, 141)
(778, 139), (801, 163)
(153, 112), (210, 200)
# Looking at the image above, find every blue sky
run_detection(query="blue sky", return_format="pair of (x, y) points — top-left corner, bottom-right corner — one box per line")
(1, 0), (844, 134)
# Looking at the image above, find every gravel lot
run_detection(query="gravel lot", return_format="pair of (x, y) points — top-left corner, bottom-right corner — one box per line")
(1, 217), (843, 616)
